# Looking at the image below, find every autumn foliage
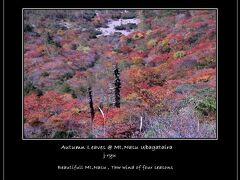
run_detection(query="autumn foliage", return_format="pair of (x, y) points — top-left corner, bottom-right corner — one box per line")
(24, 10), (216, 138)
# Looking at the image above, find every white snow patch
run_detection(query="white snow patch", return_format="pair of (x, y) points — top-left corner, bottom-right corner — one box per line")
(96, 18), (140, 37)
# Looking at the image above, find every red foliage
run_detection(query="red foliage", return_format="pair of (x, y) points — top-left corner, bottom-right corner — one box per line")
(24, 91), (85, 126)
(188, 68), (216, 84)
(128, 51), (146, 59)
(24, 50), (42, 58)
(187, 41), (214, 55)
(151, 53), (170, 65)
(120, 45), (132, 53)
(24, 10), (217, 138)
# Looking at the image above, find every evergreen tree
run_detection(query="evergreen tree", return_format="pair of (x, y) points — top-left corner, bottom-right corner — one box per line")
(88, 87), (95, 123)
(113, 64), (121, 108)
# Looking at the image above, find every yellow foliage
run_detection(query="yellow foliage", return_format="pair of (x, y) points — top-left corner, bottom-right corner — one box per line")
(146, 30), (152, 36)
(62, 94), (73, 101)
(67, 61), (73, 65)
(48, 116), (62, 123)
(63, 43), (71, 50)
(36, 45), (45, 53)
(77, 45), (90, 53)
(71, 107), (81, 114)
(112, 113), (126, 124)
(27, 114), (45, 125)
(57, 29), (65, 36)
(132, 32), (144, 40)
(159, 38), (169, 47)
(123, 93), (142, 102)
(131, 56), (143, 65)
(146, 39), (158, 49)
(155, 62), (170, 72)
(195, 75), (211, 82)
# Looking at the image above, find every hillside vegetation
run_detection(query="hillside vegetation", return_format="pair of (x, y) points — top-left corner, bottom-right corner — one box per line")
(24, 10), (216, 138)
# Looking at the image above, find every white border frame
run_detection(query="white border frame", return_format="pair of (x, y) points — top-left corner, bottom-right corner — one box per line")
(21, 8), (219, 140)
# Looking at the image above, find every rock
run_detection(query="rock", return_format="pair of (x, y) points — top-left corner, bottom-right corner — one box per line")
(114, 23), (137, 31)
(94, 23), (108, 28)
(127, 23), (137, 29)
(114, 25), (126, 30)
(111, 13), (122, 20)
(101, 24), (109, 28)
(89, 29), (102, 39)
(114, 32), (122, 36)
(122, 12), (136, 19)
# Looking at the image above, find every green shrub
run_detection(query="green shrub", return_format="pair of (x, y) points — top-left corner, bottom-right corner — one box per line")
(119, 59), (132, 69)
(188, 32), (203, 44)
(187, 88), (216, 116)
(151, 102), (168, 115)
(77, 45), (90, 53)
(112, 47), (122, 53)
(126, 38), (132, 44)
(173, 51), (186, 58)
(74, 85), (88, 97)
(88, 133), (96, 138)
(62, 83), (71, 93)
(56, 82), (77, 98)
(195, 98), (216, 115)
(197, 57), (216, 69)
(53, 130), (75, 138)
(144, 129), (157, 138)
(24, 81), (43, 96)
(59, 72), (73, 81)
(24, 24), (34, 32)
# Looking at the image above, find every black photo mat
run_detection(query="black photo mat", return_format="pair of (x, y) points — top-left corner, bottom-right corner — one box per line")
(3, 0), (238, 178)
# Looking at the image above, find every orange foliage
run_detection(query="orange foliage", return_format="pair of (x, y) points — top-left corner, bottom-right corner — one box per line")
(188, 68), (216, 84)
(24, 91), (84, 126)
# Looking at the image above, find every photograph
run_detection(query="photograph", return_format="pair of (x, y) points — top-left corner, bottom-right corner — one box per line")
(3, 0), (238, 178)
(23, 9), (217, 139)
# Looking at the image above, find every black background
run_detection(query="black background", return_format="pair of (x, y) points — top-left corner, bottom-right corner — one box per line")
(3, 0), (238, 178)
